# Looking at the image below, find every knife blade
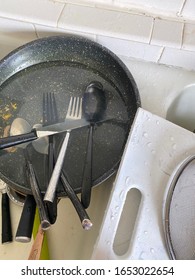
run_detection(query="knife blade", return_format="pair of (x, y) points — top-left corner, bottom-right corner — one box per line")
(0, 118), (89, 150)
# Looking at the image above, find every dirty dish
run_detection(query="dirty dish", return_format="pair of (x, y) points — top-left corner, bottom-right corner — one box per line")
(0, 35), (140, 197)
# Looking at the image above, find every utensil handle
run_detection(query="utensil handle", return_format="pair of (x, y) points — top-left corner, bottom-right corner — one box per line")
(44, 131), (70, 203)
(15, 195), (36, 242)
(28, 224), (44, 260)
(27, 161), (51, 231)
(81, 125), (93, 208)
(1, 192), (12, 243)
(44, 142), (57, 224)
(0, 130), (37, 149)
(61, 173), (93, 230)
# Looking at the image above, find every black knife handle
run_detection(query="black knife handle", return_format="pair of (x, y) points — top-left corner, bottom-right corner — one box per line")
(81, 124), (93, 209)
(0, 130), (38, 150)
(15, 195), (36, 243)
(1, 192), (12, 243)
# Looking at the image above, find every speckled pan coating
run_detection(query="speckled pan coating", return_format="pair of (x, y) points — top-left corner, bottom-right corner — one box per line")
(0, 35), (140, 196)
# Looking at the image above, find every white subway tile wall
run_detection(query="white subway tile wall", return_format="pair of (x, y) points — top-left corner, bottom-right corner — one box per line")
(0, 0), (195, 70)
(150, 19), (184, 49)
(181, 0), (195, 20)
(182, 23), (195, 51)
(97, 35), (163, 63)
(113, 0), (185, 17)
(160, 47), (195, 70)
(0, 17), (37, 58)
(58, 5), (153, 42)
(0, 0), (64, 26)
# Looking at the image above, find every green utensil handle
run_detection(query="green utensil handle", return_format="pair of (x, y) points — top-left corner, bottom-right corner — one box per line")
(1, 192), (12, 243)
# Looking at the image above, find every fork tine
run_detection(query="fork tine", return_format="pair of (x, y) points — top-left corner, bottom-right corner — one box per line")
(67, 96), (73, 118)
(43, 93), (58, 126)
(67, 97), (82, 119)
(42, 92), (48, 125)
(78, 98), (83, 119)
(50, 93), (58, 124)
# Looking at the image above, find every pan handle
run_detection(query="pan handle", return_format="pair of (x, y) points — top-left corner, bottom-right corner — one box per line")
(0, 130), (38, 149)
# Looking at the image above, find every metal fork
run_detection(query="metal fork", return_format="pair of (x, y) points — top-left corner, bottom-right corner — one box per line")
(43, 97), (83, 203)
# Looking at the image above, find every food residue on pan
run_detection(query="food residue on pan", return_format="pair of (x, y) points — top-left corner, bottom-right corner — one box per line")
(0, 98), (20, 153)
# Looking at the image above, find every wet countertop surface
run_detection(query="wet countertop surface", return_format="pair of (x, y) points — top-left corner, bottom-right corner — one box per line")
(1, 56), (195, 260)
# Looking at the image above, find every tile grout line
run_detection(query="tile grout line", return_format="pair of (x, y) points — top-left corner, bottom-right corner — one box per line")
(32, 24), (39, 39)
(157, 46), (165, 63)
(56, 3), (66, 28)
(180, 22), (185, 50)
(177, 0), (187, 16)
(149, 17), (155, 44)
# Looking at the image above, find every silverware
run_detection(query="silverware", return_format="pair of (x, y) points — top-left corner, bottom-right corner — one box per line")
(81, 81), (106, 208)
(28, 224), (45, 260)
(0, 180), (12, 243)
(26, 159), (51, 231)
(43, 92), (58, 224)
(0, 112), (89, 150)
(60, 173), (93, 230)
(15, 195), (36, 242)
(44, 97), (82, 203)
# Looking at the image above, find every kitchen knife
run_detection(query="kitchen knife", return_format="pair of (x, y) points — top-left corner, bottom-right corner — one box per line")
(15, 195), (36, 242)
(0, 118), (89, 150)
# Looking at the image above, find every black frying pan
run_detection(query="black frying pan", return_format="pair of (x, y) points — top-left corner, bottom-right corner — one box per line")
(0, 35), (140, 197)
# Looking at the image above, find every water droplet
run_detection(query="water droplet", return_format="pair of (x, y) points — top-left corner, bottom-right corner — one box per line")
(170, 136), (174, 141)
(172, 143), (177, 150)
(144, 231), (148, 235)
(144, 161), (149, 166)
(146, 115), (151, 122)
(156, 120), (160, 125)
(139, 251), (146, 260)
(125, 176), (131, 187)
(147, 142), (152, 148)
(115, 205), (119, 211)
(106, 241), (111, 246)
(110, 215), (115, 221)
(151, 149), (156, 155)
(150, 248), (155, 254)
(143, 132), (148, 138)
(119, 190), (125, 199)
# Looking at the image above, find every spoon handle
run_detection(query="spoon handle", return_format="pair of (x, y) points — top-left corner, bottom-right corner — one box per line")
(81, 124), (93, 209)
(0, 130), (37, 149)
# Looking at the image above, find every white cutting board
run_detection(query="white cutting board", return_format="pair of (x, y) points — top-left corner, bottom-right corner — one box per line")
(92, 108), (195, 260)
